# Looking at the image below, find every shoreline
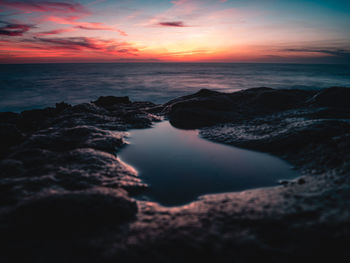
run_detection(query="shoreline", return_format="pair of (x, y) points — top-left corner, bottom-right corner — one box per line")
(1, 87), (350, 262)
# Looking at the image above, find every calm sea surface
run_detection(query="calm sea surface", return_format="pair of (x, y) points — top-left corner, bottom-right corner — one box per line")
(1, 63), (349, 112)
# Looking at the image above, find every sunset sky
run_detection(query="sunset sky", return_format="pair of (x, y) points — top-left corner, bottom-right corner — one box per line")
(0, 0), (349, 63)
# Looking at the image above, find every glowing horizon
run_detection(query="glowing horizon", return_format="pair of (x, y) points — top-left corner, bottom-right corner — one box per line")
(0, 0), (349, 63)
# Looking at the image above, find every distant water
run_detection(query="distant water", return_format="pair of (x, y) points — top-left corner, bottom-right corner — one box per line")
(119, 121), (298, 206)
(0, 63), (349, 112)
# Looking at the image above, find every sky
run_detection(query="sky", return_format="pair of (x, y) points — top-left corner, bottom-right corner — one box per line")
(0, 0), (349, 63)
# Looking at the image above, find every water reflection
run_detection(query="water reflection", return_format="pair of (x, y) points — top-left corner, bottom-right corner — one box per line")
(119, 121), (298, 206)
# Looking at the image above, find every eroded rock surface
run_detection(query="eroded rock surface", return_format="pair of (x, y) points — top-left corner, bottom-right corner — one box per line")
(1, 88), (350, 263)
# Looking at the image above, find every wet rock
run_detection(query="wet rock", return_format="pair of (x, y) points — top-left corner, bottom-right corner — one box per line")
(17, 102), (72, 133)
(93, 96), (131, 109)
(55, 101), (71, 112)
(23, 125), (124, 154)
(307, 87), (350, 108)
(165, 87), (315, 129)
(279, 180), (289, 186)
(0, 123), (23, 156)
(1, 88), (349, 263)
(5, 190), (137, 237)
(0, 96), (158, 208)
(0, 159), (25, 177)
(0, 112), (20, 123)
(298, 178), (306, 185)
(0, 189), (138, 263)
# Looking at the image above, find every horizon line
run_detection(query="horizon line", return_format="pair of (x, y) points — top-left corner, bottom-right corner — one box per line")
(1, 61), (349, 65)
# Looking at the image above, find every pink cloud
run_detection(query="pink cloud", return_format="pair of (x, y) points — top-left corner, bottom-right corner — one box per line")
(0, 0), (90, 14)
(45, 16), (127, 36)
(158, 21), (188, 27)
(0, 21), (34, 36)
(117, 29), (128, 36)
(35, 28), (75, 35)
(22, 36), (138, 55)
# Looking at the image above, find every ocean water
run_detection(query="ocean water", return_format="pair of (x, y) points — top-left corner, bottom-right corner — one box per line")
(119, 121), (298, 206)
(0, 63), (349, 112)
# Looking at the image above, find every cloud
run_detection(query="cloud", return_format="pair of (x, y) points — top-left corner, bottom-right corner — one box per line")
(117, 29), (128, 36)
(144, 0), (237, 28)
(45, 16), (127, 35)
(0, 0), (90, 14)
(0, 20), (34, 36)
(23, 36), (138, 54)
(74, 24), (112, 30)
(282, 48), (350, 58)
(27, 36), (102, 50)
(36, 28), (75, 35)
(158, 21), (187, 27)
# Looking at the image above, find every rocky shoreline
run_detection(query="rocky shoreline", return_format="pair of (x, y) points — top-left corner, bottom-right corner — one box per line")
(1, 87), (349, 262)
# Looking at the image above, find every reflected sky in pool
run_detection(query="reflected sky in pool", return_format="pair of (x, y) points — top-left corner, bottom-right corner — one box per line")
(119, 121), (298, 206)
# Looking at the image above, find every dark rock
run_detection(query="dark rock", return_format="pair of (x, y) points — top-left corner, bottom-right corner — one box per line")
(298, 178), (306, 185)
(307, 87), (350, 108)
(0, 123), (24, 156)
(307, 107), (350, 119)
(5, 190), (137, 238)
(279, 180), (289, 186)
(0, 112), (20, 123)
(1, 89), (350, 263)
(0, 96), (156, 208)
(23, 125), (124, 153)
(93, 96), (131, 108)
(55, 101), (71, 112)
(13, 102), (72, 133)
(0, 159), (25, 177)
(165, 87), (315, 129)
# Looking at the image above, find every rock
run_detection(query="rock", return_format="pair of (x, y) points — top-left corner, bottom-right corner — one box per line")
(0, 159), (25, 177)
(0, 112), (20, 123)
(23, 125), (124, 153)
(164, 87), (315, 129)
(279, 180), (290, 186)
(93, 96), (131, 109)
(5, 190), (137, 237)
(307, 87), (350, 108)
(1, 88), (350, 263)
(298, 178), (306, 184)
(0, 123), (23, 156)
(0, 96), (156, 207)
(18, 103), (72, 132)
(55, 101), (71, 112)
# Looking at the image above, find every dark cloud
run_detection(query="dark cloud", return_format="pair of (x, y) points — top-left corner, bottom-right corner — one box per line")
(36, 28), (73, 35)
(28, 37), (100, 50)
(22, 36), (139, 55)
(0, 20), (34, 36)
(0, 0), (90, 14)
(158, 21), (187, 27)
(282, 48), (350, 58)
(74, 25), (110, 30)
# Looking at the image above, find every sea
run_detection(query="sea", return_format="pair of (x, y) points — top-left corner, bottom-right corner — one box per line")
(1, 63), (349, 112)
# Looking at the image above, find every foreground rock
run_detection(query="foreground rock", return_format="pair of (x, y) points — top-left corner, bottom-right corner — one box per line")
(164, 87), (350, 173)
(1, 87), (350, 263)
(0, 99), (159, 207)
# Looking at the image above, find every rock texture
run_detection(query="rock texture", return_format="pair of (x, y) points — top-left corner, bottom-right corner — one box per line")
(1, 87), (350, 263)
